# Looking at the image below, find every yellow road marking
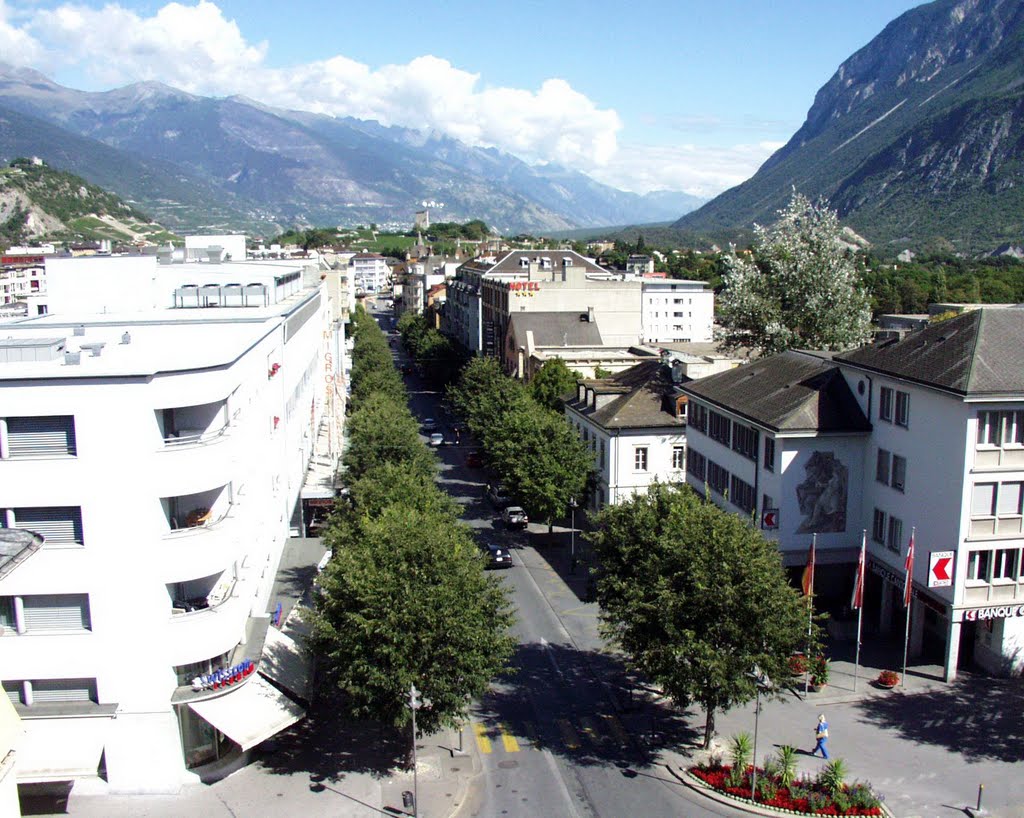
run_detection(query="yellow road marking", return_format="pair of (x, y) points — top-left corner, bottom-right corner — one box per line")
(579, 715), (603, 746)
(603, 714), (630, 745)
(473, 721), (492, 754)
(557, 719), (580, 750)
(499, 723), (520, 753)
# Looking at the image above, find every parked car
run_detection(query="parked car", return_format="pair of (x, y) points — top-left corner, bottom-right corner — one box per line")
(466, 450), (484, 468)
(478, 542), (513, 569)
(501, 506), (529, 529)
(485, 483), (513, 508)
(421, 418), (438, 432)
(428, 433), (445, 447)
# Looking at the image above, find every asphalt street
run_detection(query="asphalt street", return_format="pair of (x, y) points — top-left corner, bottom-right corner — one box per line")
(379, 304), (744, 818)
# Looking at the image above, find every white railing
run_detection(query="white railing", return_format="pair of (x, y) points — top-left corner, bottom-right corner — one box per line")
(161, 423), (230, 448)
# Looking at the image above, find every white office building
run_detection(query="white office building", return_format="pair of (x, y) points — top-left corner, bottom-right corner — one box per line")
(0, 255), (343, 793)
(641, 279), (714, 344)
(349, 253), (390, 294)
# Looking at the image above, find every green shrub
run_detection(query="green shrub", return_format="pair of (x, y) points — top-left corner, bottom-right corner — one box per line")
(775, 745), (798, 787)
(832, 791), (852, 813)
(818, 758), (848, 796)
(726, 765), (745, 788)
(807, 791), (829, 811)
(729, 732), (753, 773)
(848, 781), (882, 810)
(758, 779), (780, 802)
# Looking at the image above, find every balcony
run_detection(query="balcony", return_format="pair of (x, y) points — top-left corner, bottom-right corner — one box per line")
(165, 571), (248, 667)
(157, 502), (240, 584)
(155, 402), (235, 494)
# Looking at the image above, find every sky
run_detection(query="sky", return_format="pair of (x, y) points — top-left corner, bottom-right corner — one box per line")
(0, 0), (926, 198)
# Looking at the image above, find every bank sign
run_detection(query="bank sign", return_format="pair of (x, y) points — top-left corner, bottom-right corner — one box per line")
(963, 605), (1024, 622)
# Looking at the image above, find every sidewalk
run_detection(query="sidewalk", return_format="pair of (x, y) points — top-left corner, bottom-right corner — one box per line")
(529, 531), (1024, 818)
(27, 712), (479, 818)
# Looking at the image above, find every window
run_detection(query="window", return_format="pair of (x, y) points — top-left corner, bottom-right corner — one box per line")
(872, 509), (886, 544)
(730, 475), (756, 514)
(972, 482), (1023, 518)
(875, 448), (890, 484)
(763, 437), (775, 472)
(687, 449), (706, 481)
(672, 445), (685, 470)
(978, 410), (1024, 447)
(967, 550), (992, 582)
(895, 391), (910, 427)
(707, 461), (729, 495)
(600, 440), (606, 469)
(0, 596), (13, 629)
(2, 416), (77, 458)
(891, 455), (907, 492)
(689, 402), (708, 434)
(31, 678), (98, 704)
(762, 494), (775, 513)
(992, 548), (1019, 581)
(634, 447), (648, 472)
(17, 594), (91, 632)
(879, 387), (893, 422)
(972, 483), (997, 517)
(708, 411), (731, 446)
(2, 507), (84, 545)
(886, 516), (903, 553)
(997, 482), (1023, 517)
(732, 424), (758, 460)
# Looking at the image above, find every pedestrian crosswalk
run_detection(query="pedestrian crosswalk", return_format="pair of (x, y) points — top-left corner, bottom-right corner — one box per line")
(471, 714), (631, 755)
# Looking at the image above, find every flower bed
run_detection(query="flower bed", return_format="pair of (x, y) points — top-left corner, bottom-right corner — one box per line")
(691, 764), (883, 816)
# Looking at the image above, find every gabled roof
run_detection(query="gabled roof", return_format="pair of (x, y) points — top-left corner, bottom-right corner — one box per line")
(680, 351), (870, 434)
(836, 308), (1024, 397)
(508, 312), (603, 347)
(488, 250), (604, 274)
(566, 360), (684, 430)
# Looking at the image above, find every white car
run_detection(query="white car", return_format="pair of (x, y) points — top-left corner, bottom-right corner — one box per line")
(429, 433), (445, 447)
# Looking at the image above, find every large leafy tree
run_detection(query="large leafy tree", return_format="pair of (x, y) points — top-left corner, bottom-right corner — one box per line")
(528, 359), (581, 412)
(343, 392), (435, 479)
(589, 484), (810, 748)
(309, 504), (516, 734)
(717, 192), (873, 356)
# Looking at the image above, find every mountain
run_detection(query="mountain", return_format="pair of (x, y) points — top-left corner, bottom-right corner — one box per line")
(0, 64), (703, 235)
(674, 0), (1024, 254)
(0, 157), (178, 246)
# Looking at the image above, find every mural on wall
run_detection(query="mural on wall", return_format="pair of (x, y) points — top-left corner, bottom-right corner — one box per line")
(795, 451), (848, 534)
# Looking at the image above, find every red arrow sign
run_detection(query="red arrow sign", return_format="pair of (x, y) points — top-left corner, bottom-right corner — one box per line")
(928, 551), (954, 587)
(932, 558), (951, 582)
(761, 509), (779, 530)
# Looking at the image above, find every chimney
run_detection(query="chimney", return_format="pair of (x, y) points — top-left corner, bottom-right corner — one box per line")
(587, 306), (595, 324)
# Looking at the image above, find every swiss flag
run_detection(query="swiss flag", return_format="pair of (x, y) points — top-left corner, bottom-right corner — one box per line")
(801, 538), (816, 598)
(851, 532), (866, 610)
(903, 531), (915, 608)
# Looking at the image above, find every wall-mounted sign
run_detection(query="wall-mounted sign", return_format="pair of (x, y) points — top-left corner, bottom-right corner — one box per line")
(761, 509), (779, 530)
(928, 551), (954, 588)
(509, 281), (540, 292)
(964, 605), (1024, 622)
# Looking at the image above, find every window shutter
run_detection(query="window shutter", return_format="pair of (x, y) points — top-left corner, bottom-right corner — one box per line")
(31, 678), (96, 703)
(22, 594), (91, 631)
(6, 416), (77, 457)
(3, 680), (21, 705)
(13, 507), (84, 544)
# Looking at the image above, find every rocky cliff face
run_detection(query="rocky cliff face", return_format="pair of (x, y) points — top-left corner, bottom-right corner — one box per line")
(676, 0), (1024, 253)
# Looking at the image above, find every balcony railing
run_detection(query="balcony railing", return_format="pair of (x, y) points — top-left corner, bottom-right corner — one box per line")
(161, 423), (230, 448)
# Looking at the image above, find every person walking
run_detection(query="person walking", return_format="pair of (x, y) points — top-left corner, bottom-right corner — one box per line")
(812, 714), (830, 759)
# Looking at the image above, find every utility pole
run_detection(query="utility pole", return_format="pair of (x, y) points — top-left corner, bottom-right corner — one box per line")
(409, 684), (422, 817)
(569, 497), (578, 573)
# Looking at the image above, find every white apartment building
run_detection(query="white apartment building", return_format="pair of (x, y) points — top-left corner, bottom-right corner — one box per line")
(349, 253), (390, 294)
(1, 247), (52, 313)
(565, 361), (688, 511)
(641, 279), (714, 344)
(680, 308), (1024, 681)
(0, 255), (342, 793)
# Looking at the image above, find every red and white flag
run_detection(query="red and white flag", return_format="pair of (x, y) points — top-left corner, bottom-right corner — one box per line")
(801, 536), (816, 598)
(903, 530), (915, 607)
(851, 531), (866, 610)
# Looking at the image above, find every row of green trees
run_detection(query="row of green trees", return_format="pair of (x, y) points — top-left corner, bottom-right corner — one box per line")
(447, 357), (592, 528)
(395, 311), (466, 386)
(306, 307), (515, 734)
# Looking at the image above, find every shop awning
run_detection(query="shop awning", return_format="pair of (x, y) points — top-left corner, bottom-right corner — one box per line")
(260, 625), (310, 702)
(16, 715), (110, 782)
(188, 675), (304, 751)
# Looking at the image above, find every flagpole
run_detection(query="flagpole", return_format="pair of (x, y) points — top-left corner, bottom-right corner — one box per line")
(804, 533), (816, 696)
(853, 531), (866, 693)
(901, 526), (916, 688)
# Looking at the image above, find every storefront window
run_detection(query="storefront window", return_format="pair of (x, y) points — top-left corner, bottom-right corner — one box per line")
(177, 704), (228, 768)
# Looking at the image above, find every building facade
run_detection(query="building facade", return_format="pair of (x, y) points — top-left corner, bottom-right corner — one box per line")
(640, 279), (714, 344)
(0, 256), (341, 792)
(349, 253), (390, 294)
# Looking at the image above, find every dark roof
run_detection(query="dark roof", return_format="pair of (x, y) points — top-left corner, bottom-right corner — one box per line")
(680, 351), (871, 434)
(508, 312), (603, 347)
(490, 250), (604, 274)
(566, 360), (685, 430)
(836, 308), (1024, 396)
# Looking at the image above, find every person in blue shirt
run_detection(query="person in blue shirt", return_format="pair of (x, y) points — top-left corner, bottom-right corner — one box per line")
(812, 714), (830, 759)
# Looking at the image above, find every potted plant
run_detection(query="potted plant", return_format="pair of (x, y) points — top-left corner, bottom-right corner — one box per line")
(810, 655), (829, 691)
(875, 670), (900, 689)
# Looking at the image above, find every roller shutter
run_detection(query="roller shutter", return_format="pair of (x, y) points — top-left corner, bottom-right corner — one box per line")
(13, 507), (84, 544)
(22, 594), (91, 631)
(6, 416), (77, 457)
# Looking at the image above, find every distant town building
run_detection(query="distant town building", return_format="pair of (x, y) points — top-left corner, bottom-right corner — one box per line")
(414, 210), (430, 231)
(349, 252), (390, 294)
(640, 279), (714, 344)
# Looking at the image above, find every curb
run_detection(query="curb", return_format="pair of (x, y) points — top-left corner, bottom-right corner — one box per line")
(677, 768), (896, 818)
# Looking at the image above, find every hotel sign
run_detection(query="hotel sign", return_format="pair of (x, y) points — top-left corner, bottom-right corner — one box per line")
(509, 281), (540, 295)
(964, 605), (1024, 622)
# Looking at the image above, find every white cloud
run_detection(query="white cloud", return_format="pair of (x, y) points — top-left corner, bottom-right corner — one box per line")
(2, 1), (766, 195)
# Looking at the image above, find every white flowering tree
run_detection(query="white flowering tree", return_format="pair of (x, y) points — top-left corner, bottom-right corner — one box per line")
(717, 193), (873, 356)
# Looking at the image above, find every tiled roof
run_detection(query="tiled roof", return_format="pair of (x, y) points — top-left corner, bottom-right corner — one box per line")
(566, 360), (685, 430)
(509, 312), (603, 347)
(836, 308), (1024, 396)
(680, 351), (870, 433)
(489, 250), (604, 274)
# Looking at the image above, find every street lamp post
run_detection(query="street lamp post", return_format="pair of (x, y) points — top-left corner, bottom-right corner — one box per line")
(569, 497), (578, 573)
(748, 665), (772, 802)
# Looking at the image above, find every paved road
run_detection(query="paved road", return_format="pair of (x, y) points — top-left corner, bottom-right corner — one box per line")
(379, 305), (743, 818)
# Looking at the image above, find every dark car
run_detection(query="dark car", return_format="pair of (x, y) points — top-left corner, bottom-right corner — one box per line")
(501, 506), (529, 529)
(466, 450), (484, 468)
(421, 418), (438, 432)
(479, 542), (513, 569)
(485, 483), (513, 508)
